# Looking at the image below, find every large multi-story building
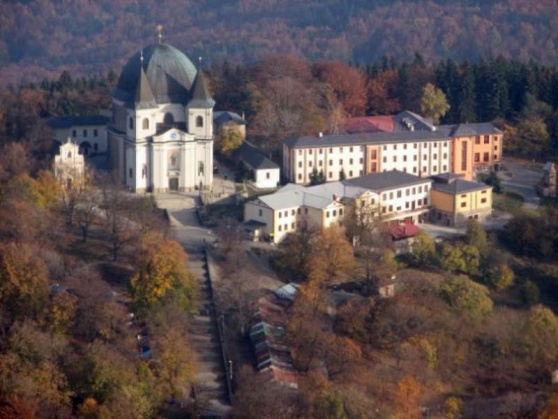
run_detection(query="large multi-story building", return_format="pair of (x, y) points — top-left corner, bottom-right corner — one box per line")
(244, 170), (433, 242)
(283, 111), (503, 184)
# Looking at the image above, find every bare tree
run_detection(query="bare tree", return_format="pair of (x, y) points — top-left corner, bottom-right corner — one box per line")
(75, 189), (98, 242)
(100, 183), (137, 261)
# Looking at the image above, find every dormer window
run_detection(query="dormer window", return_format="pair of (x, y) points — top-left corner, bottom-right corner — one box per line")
(196, 115), (203, 128)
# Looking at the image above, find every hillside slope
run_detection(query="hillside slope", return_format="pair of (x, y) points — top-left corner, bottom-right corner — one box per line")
(1, 0), (557, 85)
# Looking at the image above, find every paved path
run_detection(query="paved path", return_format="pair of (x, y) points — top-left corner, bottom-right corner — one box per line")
(156, 192), (230, 417)
(187, 249), (231, 416)
(499, 159), (542, 209)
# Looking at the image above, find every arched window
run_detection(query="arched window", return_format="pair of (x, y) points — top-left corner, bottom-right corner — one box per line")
(142, 118), (149, 130)
(196, 115), (203, 128)
(129, 117), (134, 130)
(164, 113), (174, 125)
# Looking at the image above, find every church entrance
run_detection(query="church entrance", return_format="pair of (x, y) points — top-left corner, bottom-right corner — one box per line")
(168, 177), (179, 191)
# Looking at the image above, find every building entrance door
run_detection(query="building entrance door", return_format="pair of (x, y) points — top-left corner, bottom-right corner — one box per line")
(168, 177), (179, 191)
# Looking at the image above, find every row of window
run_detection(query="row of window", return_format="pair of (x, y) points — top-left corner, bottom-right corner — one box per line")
(128, 114), (204, 130)
(474, 153), (499, 163)
(72, 128), (99, 138)
(298, 157), (364, 168)
(382, 185), (429, 201)
(460, 197), (488, 207)
(396, 165), (447, 174)
(382, 153), (447, 163)
(277, 207), (309, 218)
(298, 146), (362, 155)
(381, 198), (428, 213)
(474, 135), (496, 144)
(382, 142), (448, 151)
(325, 208), (344, 218)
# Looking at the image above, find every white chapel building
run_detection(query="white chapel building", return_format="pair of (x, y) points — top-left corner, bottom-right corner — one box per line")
(108, 41), (215, 193)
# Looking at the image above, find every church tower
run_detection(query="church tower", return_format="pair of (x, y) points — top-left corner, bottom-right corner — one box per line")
(186, 69), (215, 140)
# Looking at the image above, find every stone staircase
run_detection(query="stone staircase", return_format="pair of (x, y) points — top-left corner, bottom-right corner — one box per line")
(187, 249), (231, 417)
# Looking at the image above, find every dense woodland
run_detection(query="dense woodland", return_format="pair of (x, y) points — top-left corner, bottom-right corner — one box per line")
(2, 54), (558, 162)
(1, 0), (558, 86)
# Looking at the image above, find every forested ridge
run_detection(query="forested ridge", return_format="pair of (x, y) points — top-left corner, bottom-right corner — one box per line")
(1, 0), (558, 86)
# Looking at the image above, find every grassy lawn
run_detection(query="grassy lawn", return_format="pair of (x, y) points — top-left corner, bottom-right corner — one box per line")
(493, 191), (525, 215)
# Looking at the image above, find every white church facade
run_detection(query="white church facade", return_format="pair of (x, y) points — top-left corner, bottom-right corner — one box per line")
(108, 41), (214, 193)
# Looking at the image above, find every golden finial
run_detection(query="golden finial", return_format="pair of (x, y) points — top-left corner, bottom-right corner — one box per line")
(156, 24), (163, 44)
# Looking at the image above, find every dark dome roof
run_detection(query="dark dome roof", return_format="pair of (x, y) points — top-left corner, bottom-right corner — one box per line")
(113, 43), (197, 104)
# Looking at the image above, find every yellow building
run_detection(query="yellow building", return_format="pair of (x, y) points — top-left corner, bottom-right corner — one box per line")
(448, 123), (503, 180)
(430, 173), (492, 227)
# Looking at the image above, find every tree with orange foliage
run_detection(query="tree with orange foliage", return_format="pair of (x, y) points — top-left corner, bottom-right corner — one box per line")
(130, 232), (197, 315)
(366, 70), (401, 115)
(313, 61), (367, 116)
(394, 376), (422, 419)
(308, 226), (355, 287)
(0, 243), (49, 333)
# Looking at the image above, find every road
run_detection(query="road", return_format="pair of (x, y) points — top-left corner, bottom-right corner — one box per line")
(499, 158), (542, 210)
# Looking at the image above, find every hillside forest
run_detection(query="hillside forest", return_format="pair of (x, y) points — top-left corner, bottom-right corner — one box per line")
(1, 0), (558, 86)
(2, 55), (558, 162)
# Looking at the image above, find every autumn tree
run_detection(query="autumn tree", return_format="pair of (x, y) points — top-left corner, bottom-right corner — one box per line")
(505, 118), (550, 156)
(393, 376), (422, 419)
(0, 142), (31, 183)
(484, 263), (514, 291)
(232, 366), (302, 419)
(0, 321), (70, 415)
(440, 243), (481, 276)
(215, 125), (243, 158)
(410, 231), (437, 266)
(0, 243), (49, 333)
(420, 82), (450, 124)
(366, 69), (401, 115)
(438, 275), (493, 320)
(520, 305), (558, 365)
(464, 219), (488, 251)
(288, 281), (330, 372)
(273, 226), (317, 281)
(151, 328), (196, 404)
(130, 232), (197, 316)
(313, 61), (367, 116)
(308, 226), (355, 287)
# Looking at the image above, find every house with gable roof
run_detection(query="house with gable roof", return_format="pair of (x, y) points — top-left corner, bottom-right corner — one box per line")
(234, 141), (280, 189)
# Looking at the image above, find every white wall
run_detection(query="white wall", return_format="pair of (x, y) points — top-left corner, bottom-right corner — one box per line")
(54, 125), (108, 154)
(286, 139), (454, 184)
(378, 180), (432, 220)
(254, 168), (280, 189)
(291, 145), (366, 184)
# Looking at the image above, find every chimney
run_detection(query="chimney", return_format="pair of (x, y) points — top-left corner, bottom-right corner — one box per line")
(332, 194), (337, 201)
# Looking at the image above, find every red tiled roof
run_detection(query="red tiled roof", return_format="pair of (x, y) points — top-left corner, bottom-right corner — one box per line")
(344, 116), (395, 134)
(390, 223), (420, 240)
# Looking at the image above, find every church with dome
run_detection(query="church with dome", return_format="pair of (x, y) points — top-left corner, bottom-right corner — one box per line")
(108, 40), (215, 193)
